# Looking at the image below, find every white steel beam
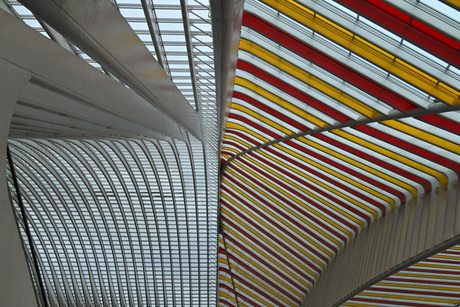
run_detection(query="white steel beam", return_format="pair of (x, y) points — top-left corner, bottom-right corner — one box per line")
(19, 0), (203, 139)
(0, 9), (187, 141)
(0, 59), (37, 307)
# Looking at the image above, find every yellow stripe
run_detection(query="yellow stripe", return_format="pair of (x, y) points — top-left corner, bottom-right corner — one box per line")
(223, 177), (343, 251)
(273, 142), (396, 210)
(271, 143), (392, 214)
(334, 128), (449, 188)
(383, 119), (460, 157)
(223, 173), (347, 252)
(413, 263), (460, 270)
(234, 77), (329, 128)
(442, 0), (460, 10)
(223, 170), (334, 266)
(220, 223), (298, 306)
(231, 103), (294, 136)
(260, 0), (460, 105)
(223, 206), (317, 286)
(225, 122), (270, 143)
(358, 291), (458, 303)
(229, 158), (354, 243)
(378, 281), (460, 292)
(218, 257), (230, 266)
(243, 152), (357, 240)
(253, 150), (377, 224)
(225, 135), (252, 150)
(298, 136), (418, 199)
(217, 210), (306, 296)
(218, 226), (299, 307)
(395, 272), (460, 280)
(221, 147), (240, 156)
(223, 186), (330, 269)
(219, 271), (272, 307)
(432, 255), (460, 260)
(239, 39), (381, 118)
(224, 225), (314, 297)
(218, 289), (237, 304)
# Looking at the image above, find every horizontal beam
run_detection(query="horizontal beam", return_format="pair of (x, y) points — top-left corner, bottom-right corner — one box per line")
(0, 9), (187, 141)
(19, 0), (202, 139)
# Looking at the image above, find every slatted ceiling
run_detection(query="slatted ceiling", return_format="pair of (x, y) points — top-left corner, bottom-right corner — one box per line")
(239, 20), (415, 116)
(242, 10), (429, 112)
(261, 0), (460, 104)
(220, 0), (460, 304)
(335, 0), (460, 67)
(342, 245), (460, 307)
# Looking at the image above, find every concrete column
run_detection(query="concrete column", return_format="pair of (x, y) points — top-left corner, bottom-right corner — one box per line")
(0, 59), (37, 306)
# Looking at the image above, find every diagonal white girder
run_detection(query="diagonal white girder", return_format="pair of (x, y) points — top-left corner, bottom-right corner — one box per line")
(0, 9), (187, 141)
(19, 0), (202, 139)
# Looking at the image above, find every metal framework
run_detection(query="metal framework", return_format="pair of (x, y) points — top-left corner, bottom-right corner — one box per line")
(7, 137), (213, 306)
(218, 0), (460, 306)
(0, 0), (219, 306)
(2, 0), (460, 306)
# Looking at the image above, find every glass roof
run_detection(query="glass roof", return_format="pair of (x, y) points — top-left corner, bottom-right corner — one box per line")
(8, 138), (216, 306)
(2, 0), (218, 305)
(2, 0), (460, 306)
(219, 0), (460, 306)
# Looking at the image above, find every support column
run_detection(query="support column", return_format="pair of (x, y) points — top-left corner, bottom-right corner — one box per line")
(0, 59), (37, 306)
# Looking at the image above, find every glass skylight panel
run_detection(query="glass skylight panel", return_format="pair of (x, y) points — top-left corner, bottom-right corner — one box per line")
(419, 0), (460, 20)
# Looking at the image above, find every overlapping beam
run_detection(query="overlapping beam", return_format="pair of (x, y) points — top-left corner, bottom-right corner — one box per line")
(0, 8), (187, 141)
(218, 0), (460, 306)
(19, 0), (202, 139)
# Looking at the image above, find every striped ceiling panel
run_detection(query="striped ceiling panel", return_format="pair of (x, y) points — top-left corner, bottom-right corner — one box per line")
(342, 244), (460, 307)
(219, 0), (460, 305)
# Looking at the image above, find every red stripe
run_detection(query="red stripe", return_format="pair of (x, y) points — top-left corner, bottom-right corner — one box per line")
(223, 171), (350, 248)
(404, 267), (460, 275)
(226, 252), (302, 304)
(242, 12), (418, 112)
(223, 227), (316, 286)
(218, 298), (236, 307)
(354, 124), (460, 179)
(348, 296), (439, 307)
(233, 89), (309, 131)
(423, 258), (460, 265)
(220, 276), (262, 307)
(249, 150), (375, 225)
(227, 159), (358, 240)
(223, 209), (324, 277)
(223, 231), (313, 292)
(222, 139), (248, 153)
(284, 136), (408, 205)
(417, 114), (460, 136)
(336, 0), (460, 66)
(264, 146), (390, 215)
(221, 151), (236, 160)
(365, 0), (460, 51)
(222, 186), (332, 270)
(386, 277), (460, 287)
(314, 132), (432, 193)
(228, 113), (281, 139)
(224, 129), (261, 147)
(230, 271), (287, 306)
(367, 286), (460, 297)
(441, 250), (460, 256)
(236, 60), (350, 122)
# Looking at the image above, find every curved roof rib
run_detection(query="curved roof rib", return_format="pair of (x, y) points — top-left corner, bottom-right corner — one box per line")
(8, 137), (216, 306)
(219, 0), (460, 306)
